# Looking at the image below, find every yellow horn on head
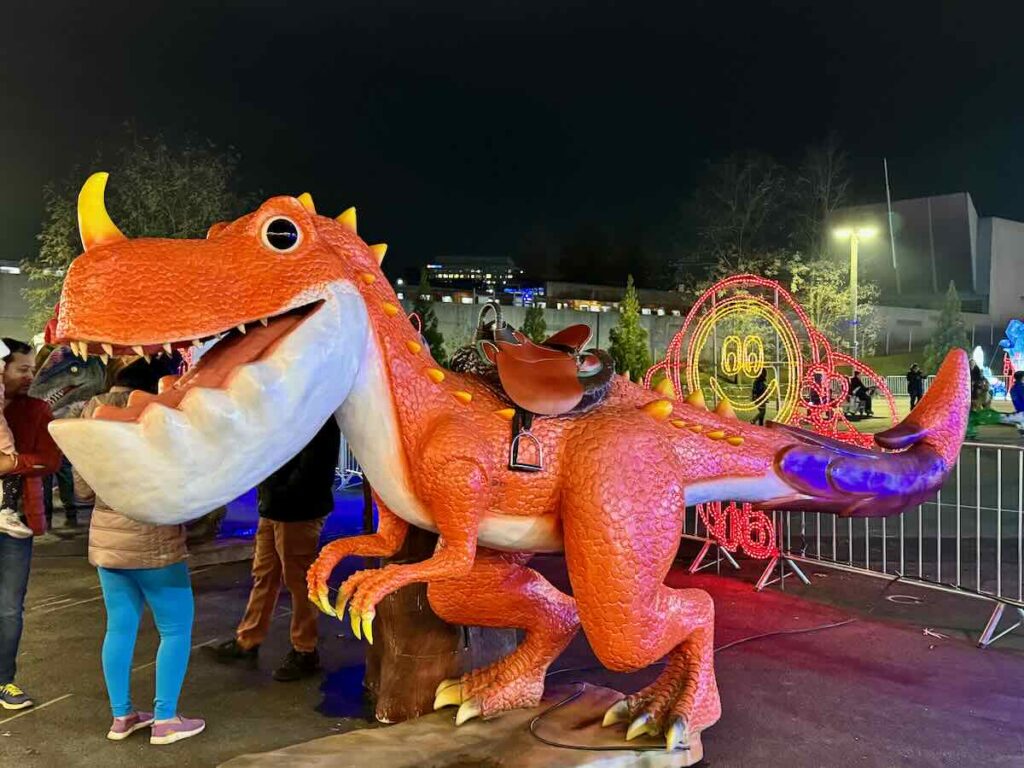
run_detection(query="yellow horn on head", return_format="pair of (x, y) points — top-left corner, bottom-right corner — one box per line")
(370, 243), (388, 265)
(78, 172), (126, 251)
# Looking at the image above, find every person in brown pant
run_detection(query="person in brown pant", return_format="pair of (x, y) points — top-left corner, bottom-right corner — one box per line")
(205, 417), (340, 681)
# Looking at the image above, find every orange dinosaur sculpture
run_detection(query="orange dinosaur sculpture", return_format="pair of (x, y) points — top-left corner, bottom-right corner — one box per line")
(49, 173), (970, 760)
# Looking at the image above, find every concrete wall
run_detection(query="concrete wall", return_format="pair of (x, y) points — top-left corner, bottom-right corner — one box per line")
(874, 304), (999, 354)
(0, 273), (32, 342)
(406, 300), (684, 361)
(985, 217), (1024, 332)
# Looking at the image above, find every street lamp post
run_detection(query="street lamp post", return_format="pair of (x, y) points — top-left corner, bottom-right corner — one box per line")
(833, 226), (878, 360)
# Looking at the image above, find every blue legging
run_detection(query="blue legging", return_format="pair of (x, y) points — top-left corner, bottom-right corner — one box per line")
(97, 562), (194, 720)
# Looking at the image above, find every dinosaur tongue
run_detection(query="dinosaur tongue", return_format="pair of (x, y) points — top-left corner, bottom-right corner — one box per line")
(92, 313), (304, 423)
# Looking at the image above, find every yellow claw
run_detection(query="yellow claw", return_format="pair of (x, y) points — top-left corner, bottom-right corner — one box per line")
(625, 713), (658, 741)
(665, 716), (689, 751)
(454, 698), (482, 726)
(317, 585), (336, 617)
(334, 593), (349, 620)
(362, 612), (375, 645)
(602, 699), (629, 727)
(350, 606), (362, 640)
(433, 678), (464, 710)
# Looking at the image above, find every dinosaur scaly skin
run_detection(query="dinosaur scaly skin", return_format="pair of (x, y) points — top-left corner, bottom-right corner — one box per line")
(49, 174), (970, 755)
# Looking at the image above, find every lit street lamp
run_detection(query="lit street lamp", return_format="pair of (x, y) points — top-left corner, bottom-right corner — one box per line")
(833, 225), (878, 360)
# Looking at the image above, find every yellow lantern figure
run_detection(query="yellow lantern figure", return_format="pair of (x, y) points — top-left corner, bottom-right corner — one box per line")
(685, 295), (802, 422)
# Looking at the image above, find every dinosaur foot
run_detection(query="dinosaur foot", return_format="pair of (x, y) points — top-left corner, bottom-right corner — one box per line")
(601, 632), (720, 753)
(433, 664), (546, 725)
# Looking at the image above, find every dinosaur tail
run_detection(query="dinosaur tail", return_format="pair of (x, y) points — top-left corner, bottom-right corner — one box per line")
(768, 349), (970, 517)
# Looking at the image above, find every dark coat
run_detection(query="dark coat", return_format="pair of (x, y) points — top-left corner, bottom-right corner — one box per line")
(258, 418), (341, 522)
(906, 369), (925, 396)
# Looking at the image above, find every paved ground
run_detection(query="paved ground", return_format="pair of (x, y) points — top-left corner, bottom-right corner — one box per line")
(1, 494), (1022, 767)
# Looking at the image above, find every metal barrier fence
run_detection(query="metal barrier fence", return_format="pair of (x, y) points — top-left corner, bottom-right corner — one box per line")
(686, 440), (1024, 647)
(334, 436), (364, 490)
(883, 374), (1012, 398)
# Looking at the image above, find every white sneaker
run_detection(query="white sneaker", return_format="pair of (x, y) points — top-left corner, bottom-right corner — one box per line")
(0, 509), (32, 539)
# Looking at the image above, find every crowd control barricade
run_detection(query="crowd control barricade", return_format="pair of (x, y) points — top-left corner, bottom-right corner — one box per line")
(335, 435), (364, 490)
(683, 441), (1024, 648)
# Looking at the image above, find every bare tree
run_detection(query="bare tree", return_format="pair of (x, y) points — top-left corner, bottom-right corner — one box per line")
(693, 152), (789, 270)
(792, 134), (850, 259)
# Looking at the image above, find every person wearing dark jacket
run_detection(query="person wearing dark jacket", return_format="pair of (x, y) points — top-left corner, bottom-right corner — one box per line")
(906, 364), (926, 410)
(206, 418), (340, 681)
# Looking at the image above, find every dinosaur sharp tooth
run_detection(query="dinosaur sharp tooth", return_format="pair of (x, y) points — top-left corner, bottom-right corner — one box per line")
(101, 343), (114, 356)
(163, 343), (173, 355)
(100, 353), (109, 364)
(259, 317), (269, 327)
(192, 339), (202, 347)
(132, 346), (144, 356)
(237, 324), (247, 335)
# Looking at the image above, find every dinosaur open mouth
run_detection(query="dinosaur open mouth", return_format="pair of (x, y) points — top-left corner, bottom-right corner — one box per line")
(44, 384), (82, 407)
(76, 302), (323, 423)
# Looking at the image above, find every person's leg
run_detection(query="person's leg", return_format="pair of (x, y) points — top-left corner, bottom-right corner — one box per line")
(135, 562), (194, 721)
(97, 567), (145, 717)
(0, 534), (32, 690)
(277, 518), (325, 654)
(234, 518), (283, 651)
(56, 457), (78, 525)
(41, 473), (54, 528)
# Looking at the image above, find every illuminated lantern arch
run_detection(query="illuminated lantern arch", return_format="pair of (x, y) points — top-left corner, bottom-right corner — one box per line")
(646, 273), (897, 447)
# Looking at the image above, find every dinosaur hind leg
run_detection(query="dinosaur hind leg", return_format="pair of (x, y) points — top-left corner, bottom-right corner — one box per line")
(561, 465), (720, 755)
(427, 548), (579, 723)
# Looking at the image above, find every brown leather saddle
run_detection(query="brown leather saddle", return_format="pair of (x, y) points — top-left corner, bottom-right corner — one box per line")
(450, 304), (614, 472)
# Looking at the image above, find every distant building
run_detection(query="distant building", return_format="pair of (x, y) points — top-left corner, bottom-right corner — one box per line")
(425, 256), (527, 291)
(829, 193), (1024, 352)
(0, 260), (31, 340)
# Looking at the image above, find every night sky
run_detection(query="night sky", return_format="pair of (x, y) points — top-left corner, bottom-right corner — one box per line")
(4, 1), (1024, 279)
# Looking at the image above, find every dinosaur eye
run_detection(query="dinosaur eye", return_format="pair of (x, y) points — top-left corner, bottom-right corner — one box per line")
(261, 217), (302, 253)
(70, 366), (79, 374)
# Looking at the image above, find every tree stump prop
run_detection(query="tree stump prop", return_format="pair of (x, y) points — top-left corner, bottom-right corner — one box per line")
(361, 490), (518, 724)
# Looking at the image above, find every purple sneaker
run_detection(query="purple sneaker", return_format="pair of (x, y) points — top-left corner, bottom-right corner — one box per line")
(150, 715), (205, 745)
(107, 711), (154, 741)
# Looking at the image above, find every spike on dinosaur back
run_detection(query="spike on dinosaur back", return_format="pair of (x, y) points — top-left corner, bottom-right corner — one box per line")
(714, 399), (737, 419)
(685, 389), (706, 409)
(296, 192), (316, 213)
(337, 207), (357, 233)
(641, 399), (674, 420)
(654, 378), (676, 398)
(381, 302), (400, 317)
(370, 243), (388, 265)
(406, 340), (422, 354)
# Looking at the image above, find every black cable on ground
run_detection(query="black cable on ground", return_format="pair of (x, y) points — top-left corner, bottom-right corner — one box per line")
(528, 572), (904, 754)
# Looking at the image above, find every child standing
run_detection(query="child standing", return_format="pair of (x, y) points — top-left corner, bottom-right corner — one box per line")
(0, 340), (32, 539)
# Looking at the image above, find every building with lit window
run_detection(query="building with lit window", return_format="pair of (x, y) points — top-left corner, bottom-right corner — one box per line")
(425, 256), (527, 291)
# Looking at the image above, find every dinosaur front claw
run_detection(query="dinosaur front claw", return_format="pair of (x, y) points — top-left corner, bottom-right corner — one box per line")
(348, 607), (375, 644)
(434, 678), (464, 710)
(454, 698), (482, 726)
